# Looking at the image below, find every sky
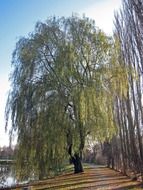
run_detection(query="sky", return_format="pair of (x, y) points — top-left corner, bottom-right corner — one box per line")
(0, 0), (122, 146)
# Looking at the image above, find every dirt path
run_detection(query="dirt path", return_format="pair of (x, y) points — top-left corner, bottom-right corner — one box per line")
(14, 165), (142, 190)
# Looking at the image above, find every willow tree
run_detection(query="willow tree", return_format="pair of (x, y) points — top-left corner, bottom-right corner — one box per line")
(6, 15), (125, 180)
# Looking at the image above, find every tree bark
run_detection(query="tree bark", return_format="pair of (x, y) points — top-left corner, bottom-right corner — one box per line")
(71, 153), (84, 173)
(68, 144), (84, 173)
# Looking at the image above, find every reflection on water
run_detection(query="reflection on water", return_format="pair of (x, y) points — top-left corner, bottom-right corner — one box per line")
(0, 164), (17, 188)
(0, 164), (31, 188)
(0, 171), (29, 189)
(0, 173), (17, 188)
(0, 173), (29, 189)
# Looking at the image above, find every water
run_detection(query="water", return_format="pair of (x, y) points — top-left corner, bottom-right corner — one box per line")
(0, 163), (35, 189)
(0, 174), (29, 189)
(0, 173), (17, 188)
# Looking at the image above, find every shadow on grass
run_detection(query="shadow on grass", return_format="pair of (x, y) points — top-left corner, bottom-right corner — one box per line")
(36, 180), (137, 190)
(74, 184), (143, 190)
(19, 166), (142, 190)
(34, 168), (142, 190)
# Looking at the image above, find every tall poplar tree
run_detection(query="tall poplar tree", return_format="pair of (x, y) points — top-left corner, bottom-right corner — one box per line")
(109, 0), (143, 179)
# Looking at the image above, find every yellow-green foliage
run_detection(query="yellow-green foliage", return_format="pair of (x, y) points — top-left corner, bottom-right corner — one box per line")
(6, 15), (129, 180)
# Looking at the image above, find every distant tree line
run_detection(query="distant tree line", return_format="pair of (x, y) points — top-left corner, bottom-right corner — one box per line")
(0, 146), (15, 160)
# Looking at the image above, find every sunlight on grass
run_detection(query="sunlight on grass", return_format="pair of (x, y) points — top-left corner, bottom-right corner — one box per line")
(14, 164), (142, 190)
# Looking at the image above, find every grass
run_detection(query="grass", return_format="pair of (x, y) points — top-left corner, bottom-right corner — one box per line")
(12, 164), (143, 190)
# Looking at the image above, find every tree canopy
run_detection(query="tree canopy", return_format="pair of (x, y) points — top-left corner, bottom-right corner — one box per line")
(5, 15), (128, 179)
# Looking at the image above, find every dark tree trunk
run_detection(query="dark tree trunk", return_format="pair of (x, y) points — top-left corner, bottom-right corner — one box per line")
(71, 153), (84, 173)
(67, 138), (84, 173)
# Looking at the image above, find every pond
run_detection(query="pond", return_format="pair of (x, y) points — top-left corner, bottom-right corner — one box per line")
(0, 172), (17, 188)
(0, 173), (29, 189)
(0, 164), (32, 189)
(0, 163), (28, 189)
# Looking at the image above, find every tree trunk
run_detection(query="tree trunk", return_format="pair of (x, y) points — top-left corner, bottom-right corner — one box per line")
(68, 143), (84, 173)
(71, 153), (84, 173)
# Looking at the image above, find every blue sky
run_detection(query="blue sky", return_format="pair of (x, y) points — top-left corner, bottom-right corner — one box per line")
(0, 0), (121, 146)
